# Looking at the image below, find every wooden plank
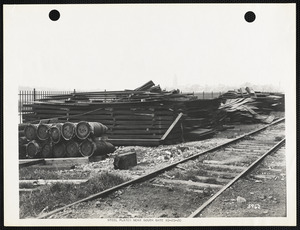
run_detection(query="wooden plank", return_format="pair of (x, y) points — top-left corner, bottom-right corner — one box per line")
(19, 188), (40, 193)
(224, 147), (265, 153)
(19, 179), (88, 185)
(64, 109), (174, 115)
(158, 179), (223, 189)
(195, 175), (231, 184)
(107, 134), (162, 139)
(19, 159), (45, 168)
(160, 113), (183, 141)
(106, 129), (167, 135)
(202, 159), (242, 165)
(108, 139), (160, 146)
(197, 163), (247, 172)
(43, 157), (90, 166)
(108, 124), (171, 129)
(25, 165), (78, 170)
(204, 169), (238, 179)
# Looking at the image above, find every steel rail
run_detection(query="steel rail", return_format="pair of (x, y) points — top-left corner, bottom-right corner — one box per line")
(188, 138), (285, 218)
(37, 117), (284, 219)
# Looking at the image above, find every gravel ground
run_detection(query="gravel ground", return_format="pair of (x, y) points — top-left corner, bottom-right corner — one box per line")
(67, 121), (270, 181)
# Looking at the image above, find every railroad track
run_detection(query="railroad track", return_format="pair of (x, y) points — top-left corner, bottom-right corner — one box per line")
(38, 118), (285, 219)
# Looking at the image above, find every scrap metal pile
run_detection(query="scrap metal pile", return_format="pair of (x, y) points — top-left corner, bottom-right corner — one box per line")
(219, 87), (284, 123)
(19, 121), (115, 159)
(21, 81), (224, 147)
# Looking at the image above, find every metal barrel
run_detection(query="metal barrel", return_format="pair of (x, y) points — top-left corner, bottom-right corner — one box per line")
(61, 122), (77, 140)
(19, 130), (25, 138)
(52, 141), (67, 158)
(50, 123), (63, 143)
(26, 140), (42, 159)
(76, 121), (108, 140)
(41, 141), (53, 158)
(79, 138), (115, 157)
(19, 137), (28, 159)
(19, 123), (30, 131)
(66, 140), (81, 157)
(79, 139), (95, 157)
(24, 124), (38, 141)
(93, 137), (116, 155)
(102, 141), (116, 154)
(19, 136), (28, 146)
(19, 145), (27, 159)
(37, 124), (51, 140)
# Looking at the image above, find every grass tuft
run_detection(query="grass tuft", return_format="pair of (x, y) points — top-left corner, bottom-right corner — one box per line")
(19, 171), (129, 218)
(19, 167), (90, 180)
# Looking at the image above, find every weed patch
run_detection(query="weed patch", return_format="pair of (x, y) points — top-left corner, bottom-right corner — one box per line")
(19, 172), (129, 218)
(19, 182), (37, 189)
(19, 167), (90, 180)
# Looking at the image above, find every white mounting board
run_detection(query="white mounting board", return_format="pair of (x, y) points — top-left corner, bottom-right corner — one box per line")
(3, 3), (296, 227)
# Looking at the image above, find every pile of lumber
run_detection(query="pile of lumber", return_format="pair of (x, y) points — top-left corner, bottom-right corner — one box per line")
(220, 98), (275, 124)
(21, 81), (223, 146)
(220, 87), (285, 111)
(19, 121), (115, 159)
(219, 87), (284, 124)
(181, 99), (226, 140)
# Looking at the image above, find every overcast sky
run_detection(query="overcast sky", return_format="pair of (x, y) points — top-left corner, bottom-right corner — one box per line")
(4, 4), (295, 92)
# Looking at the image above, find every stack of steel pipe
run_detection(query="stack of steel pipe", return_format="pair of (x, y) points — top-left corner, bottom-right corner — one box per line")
(19, 121), (115, 159)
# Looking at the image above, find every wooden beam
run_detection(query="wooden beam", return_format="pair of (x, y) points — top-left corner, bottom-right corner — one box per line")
(44, 157), (89, 166)
(157, 178), (223, 189)
(19, 179), (88, 185)
(19, 159), (45, 168)
(160, 112), (183, 141)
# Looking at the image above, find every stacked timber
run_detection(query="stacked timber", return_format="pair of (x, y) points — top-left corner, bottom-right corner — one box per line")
(219, 89), (248, 99)
(220, 87), (284, 111)
(220, 98), (276, 124)
(219, 87), (284, 124)
(21, 81), (223, 146)
(18, 121), (115, 159)
(181, 99), (226, 141)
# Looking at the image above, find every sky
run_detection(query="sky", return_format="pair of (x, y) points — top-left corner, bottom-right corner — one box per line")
(4, 4), (295, 92)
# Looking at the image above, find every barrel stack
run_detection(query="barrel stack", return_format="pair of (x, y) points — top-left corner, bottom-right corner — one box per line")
(19, 121), (115, 159)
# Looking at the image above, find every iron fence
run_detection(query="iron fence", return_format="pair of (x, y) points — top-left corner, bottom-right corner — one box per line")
(18, 89), (74, 123)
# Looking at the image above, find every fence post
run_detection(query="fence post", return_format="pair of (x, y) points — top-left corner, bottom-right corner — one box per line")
(19, 91), (21, 123)
(212, 91), (213, 98)
(33, 88), (36, 101)
(74, 89), (76, 94)
(203, 91), (204, 99)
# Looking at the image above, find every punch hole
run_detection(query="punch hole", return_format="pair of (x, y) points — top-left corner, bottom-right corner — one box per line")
(244, 11), (256, 23)
(49, 9), (60, 21)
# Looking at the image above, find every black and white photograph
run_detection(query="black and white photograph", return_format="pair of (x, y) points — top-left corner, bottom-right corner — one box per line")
(3, 3), (296, 226)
